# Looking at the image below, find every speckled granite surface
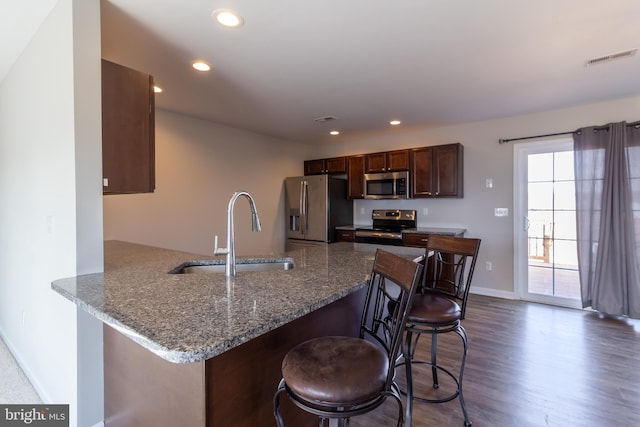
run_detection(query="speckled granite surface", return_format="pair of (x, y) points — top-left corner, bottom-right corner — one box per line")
(405, 227), (466, 236)
(51, 241), (423, 364)
(334, 224), (466, 236)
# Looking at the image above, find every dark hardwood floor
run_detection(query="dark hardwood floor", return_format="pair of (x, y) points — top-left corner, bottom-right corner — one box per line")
(349, 294), (640, 427)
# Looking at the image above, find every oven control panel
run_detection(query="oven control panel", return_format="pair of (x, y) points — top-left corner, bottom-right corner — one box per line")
(371, 209), (416, 221)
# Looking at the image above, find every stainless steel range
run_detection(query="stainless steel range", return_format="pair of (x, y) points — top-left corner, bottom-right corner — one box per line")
(355, 209), (417, 246)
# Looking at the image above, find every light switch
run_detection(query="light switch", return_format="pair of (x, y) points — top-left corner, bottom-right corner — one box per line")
(485, 178), (493, 188)
(46, 215), (54, 234)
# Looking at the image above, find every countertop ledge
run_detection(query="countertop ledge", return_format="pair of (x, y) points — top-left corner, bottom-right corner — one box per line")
(52, 240), (423, 363)
(335, 224), (467, 236)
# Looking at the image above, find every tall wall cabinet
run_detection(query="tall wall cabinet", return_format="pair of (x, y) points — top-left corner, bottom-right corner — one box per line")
(347, 155), (365, 199)
(102, 60), (155, 194)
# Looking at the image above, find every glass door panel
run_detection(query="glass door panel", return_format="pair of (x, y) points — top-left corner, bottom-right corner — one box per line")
(515, 138), (581, 308)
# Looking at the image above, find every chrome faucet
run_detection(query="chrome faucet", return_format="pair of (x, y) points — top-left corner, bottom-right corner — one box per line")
(214, 191), (262, 277)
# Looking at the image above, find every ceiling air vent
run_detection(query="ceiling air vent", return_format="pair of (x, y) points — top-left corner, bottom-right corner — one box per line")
(314, 116), (338, 123)
(585, 49), (637, 67)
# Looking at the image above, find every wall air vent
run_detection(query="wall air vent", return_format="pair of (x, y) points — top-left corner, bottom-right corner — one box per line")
(314, 116), (338, 123)
(585, 49), (637, 67)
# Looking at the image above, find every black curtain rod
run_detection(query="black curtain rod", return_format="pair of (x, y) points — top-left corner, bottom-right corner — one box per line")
(498, 121), (640, 144)
(498, 131), (573, 144)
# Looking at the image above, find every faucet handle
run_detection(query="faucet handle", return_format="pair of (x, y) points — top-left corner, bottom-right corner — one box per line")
(213, 235), (228, 255)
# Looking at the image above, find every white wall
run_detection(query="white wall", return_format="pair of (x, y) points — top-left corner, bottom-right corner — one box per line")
(104, 95), (640, 298)
(0, 0), (103, 426)
(313, 94), (640, 297)
(103, 109), (310, 256)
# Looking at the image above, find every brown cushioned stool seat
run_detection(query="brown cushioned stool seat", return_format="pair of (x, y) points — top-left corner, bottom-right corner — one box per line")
(408, 293), (462, 326)
(282, 336), (388, 407)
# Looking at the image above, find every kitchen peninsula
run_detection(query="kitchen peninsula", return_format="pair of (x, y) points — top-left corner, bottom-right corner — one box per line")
(52, 240), (423, 427)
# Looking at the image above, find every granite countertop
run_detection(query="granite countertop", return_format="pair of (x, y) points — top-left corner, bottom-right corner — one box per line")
(405, 227), (466, 235)
(334, 224), (466, 236)
(51, 240), (423, 364)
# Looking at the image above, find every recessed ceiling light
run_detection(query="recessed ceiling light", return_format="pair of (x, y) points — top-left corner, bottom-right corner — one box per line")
(390, 120), (401, 126)
(153, 85), (163, 93)
(192, 61), (211, 72)
(212, 9), (244, 28)
(330, 131), (340, 136)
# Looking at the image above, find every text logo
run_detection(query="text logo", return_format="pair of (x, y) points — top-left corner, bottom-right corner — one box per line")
(0, 405), (68, 427)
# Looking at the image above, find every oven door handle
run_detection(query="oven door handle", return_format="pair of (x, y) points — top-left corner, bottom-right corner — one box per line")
(355, 230), (403, 240)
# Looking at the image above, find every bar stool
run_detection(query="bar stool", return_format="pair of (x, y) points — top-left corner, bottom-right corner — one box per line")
(273, 249), (423, 427)
(403, 235), (480, 427)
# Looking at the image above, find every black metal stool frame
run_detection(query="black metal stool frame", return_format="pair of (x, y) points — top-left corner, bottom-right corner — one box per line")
(273, 249), (423, 427)
(401, 235), (480, 427)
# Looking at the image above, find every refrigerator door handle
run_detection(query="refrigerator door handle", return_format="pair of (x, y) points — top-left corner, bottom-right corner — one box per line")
(299, 181), (304, 215)
(301, 180), (307, 234)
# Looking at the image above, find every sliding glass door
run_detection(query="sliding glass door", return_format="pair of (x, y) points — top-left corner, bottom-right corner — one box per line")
(514, 138), (582, 308)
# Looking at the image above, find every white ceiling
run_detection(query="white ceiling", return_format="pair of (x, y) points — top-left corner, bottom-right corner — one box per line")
(11, 1), (640, 144)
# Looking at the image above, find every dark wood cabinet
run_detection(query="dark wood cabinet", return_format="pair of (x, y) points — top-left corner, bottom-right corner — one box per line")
(304, 159), (325, 175)
(336, 230), (355, 242)
(347, 155), (365, 199)
(102, 60), (155, 194)
(325, 156), (347, 174)
(303, 144), (461, 200)
(364, 149), (409, 173)
(403, 233), (430, 248)
(304, 156), (347, 175)
(411, 143), (463, 198)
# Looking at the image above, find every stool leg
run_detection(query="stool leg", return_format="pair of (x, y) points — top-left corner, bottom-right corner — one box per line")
(431, 333), (439, 389)
(457, 325), (472, 427)
(273, 379), (286, 427)
(404, 330), (414, 427)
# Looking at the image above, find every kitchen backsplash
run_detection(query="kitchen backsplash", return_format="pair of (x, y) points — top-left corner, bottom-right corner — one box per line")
(352, 199), (469, 229)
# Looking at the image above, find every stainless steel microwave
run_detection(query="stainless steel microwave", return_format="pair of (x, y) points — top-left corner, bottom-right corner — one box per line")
(363, 171), (410, 199)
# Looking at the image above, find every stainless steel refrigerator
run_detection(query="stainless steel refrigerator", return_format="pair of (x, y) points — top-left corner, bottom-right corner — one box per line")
(285, 175), (353, 245)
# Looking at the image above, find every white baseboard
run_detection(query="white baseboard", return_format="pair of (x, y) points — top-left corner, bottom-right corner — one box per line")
(470, 286), (517, 300)
(0, 326), (49, 403)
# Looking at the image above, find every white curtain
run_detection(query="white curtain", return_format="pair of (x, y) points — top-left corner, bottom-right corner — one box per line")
(573, 121), (640, 318)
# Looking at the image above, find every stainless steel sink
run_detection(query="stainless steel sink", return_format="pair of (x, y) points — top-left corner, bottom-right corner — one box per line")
(169, 258), (294, 274)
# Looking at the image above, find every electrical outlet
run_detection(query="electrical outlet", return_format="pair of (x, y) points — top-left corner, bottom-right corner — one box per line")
(485, 261), (492, 271)
(422, 208), (428, 216)
(485, 178), (493, 188)
(494, 208), (509, 217)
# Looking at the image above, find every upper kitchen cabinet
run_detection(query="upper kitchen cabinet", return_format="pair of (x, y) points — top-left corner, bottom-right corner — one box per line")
(411, 143), (463, 198)
(364, 149), (409, 173)
(304, 156), (347, 175)
(347, 155), (365, 199)
(102, 59), (155, 194)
